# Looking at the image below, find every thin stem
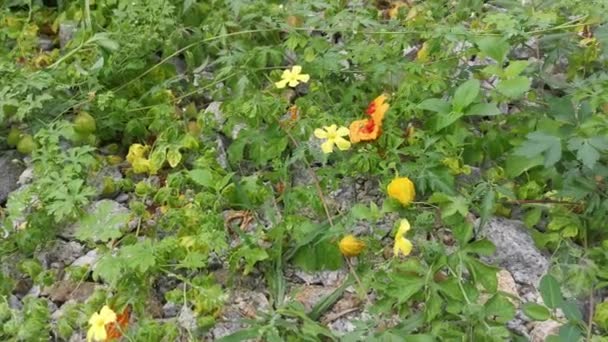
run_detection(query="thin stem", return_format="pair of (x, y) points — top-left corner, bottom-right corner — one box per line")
(345, 257), (371, 304)
(587, 289), (594, 341)
(281, 127), (334, 227)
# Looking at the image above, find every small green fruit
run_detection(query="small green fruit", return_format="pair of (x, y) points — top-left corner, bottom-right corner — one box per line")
(7, 128), (21, 147)
(134, 181), (149, 196)
(101, 177), (117, 196)
(73, 111), (96, 135)
(17, 134), (35, 154)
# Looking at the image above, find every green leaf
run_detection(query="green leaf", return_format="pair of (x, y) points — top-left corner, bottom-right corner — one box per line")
(180, 251), (207, 269)
(466, 102), (502, 116)
(391, 277), (425, 304)
(402, 335), (435, 342)
(418, 98), (451, 113)
(568, 138), (600, 169)
(75, 200), (129, 243)
(93, 255), (122, 285)
(505, 154), (544, 177)
(434, 111), (465, 131)
(523, 208), (542, 228)
(522, 303), (551, 321)
(514, 132), (562, 167)
(120, 240), (155, 273)
(452, 79), (481, 112)
(485, 294), (516, 323)
(476, 36), (510, 62)
(424, 292), (442, 322)
(479, 189), (496, 229)
(504, 60), (530, 78)
(167, 148), (182, 168)
(90, 33), (119, 51)
(467, 258), (498, 292)
(309, 278), (353, 321)
(558, 323), (582, 342)
(539, 274), (564, 309)
(560, 301), (583, 322)
(496, 76), (531, 98)
(465, 239), (495, 256)
(292, 239), (343, 271)
(216, 329), (260, 342)
(189, 169), (214, 188)
(441, 195), (469, 218)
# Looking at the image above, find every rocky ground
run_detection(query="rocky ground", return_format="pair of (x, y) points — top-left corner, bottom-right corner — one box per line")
(0, 139), (567, 340)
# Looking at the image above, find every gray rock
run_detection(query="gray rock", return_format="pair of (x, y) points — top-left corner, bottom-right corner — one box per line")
(89, 166), (122, 197)
(8, 295), (22, 310)
(71, 249), (99, 268)
(43, 280), (96, 303)
(178, 305), (197, 331)
(478, 218), (549, 287)
(36, 240), (84, 269)
(530, 320), (560, 342)
(38, 35), (54, 51)
(0, 151), (25, 203)
(114, 193), (129, 203)
(18, 167), (34, 185)
(162, 302), (179, 318)
(205, 101), (224, 126)
(28, 285), (41, 297)
(215, 137), (229, 169)
(293, 269), (347, 287)
(59, 22), (77, 49)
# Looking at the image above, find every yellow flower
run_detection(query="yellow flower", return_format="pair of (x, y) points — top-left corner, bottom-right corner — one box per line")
(275, 65), (310, 88)
(314, 124), (351, 154)
(126, 144), (148, 164)
(127, 144), (153, 174)
(387, 177), (415, 206)
(87, 305), (117, 342)
(339, 235), (366, 257)
(394, 219), (413, 257)
(131, 157), (151, 174)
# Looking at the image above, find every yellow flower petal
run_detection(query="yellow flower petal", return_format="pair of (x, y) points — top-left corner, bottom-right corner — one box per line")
(314, 128), (328, 139)
(291, 65), (302, 74)
(397, 218), (411, 236)
(334, 137), (351, 151)
(339, 235), (366, 257)
(321, 140), (334, 154)
(275, 79), (288, 88)
(88, 312), (102, 326)
(132, 157), (151, 174)
(393, 236), (413, 256)
(99, 305), (117, 323)
(87, 324), (107, 342)
(126, 144), (147, 164)
(387, 177), (415, 206)
(336, 126), (350, 137)
(296, 73), (310, 83)
(325, 124), (338, 135)
(287, 79), (300, 87)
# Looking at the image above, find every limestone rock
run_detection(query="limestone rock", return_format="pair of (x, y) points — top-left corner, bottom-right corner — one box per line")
(0, 151), (25, 203)
(478, 218), (549, 287)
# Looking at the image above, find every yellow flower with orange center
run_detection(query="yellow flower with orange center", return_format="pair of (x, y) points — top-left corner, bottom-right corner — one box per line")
(387, 177), (415, 206)
(349, 94), (389, 143)
(339, 235), (366, 257)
